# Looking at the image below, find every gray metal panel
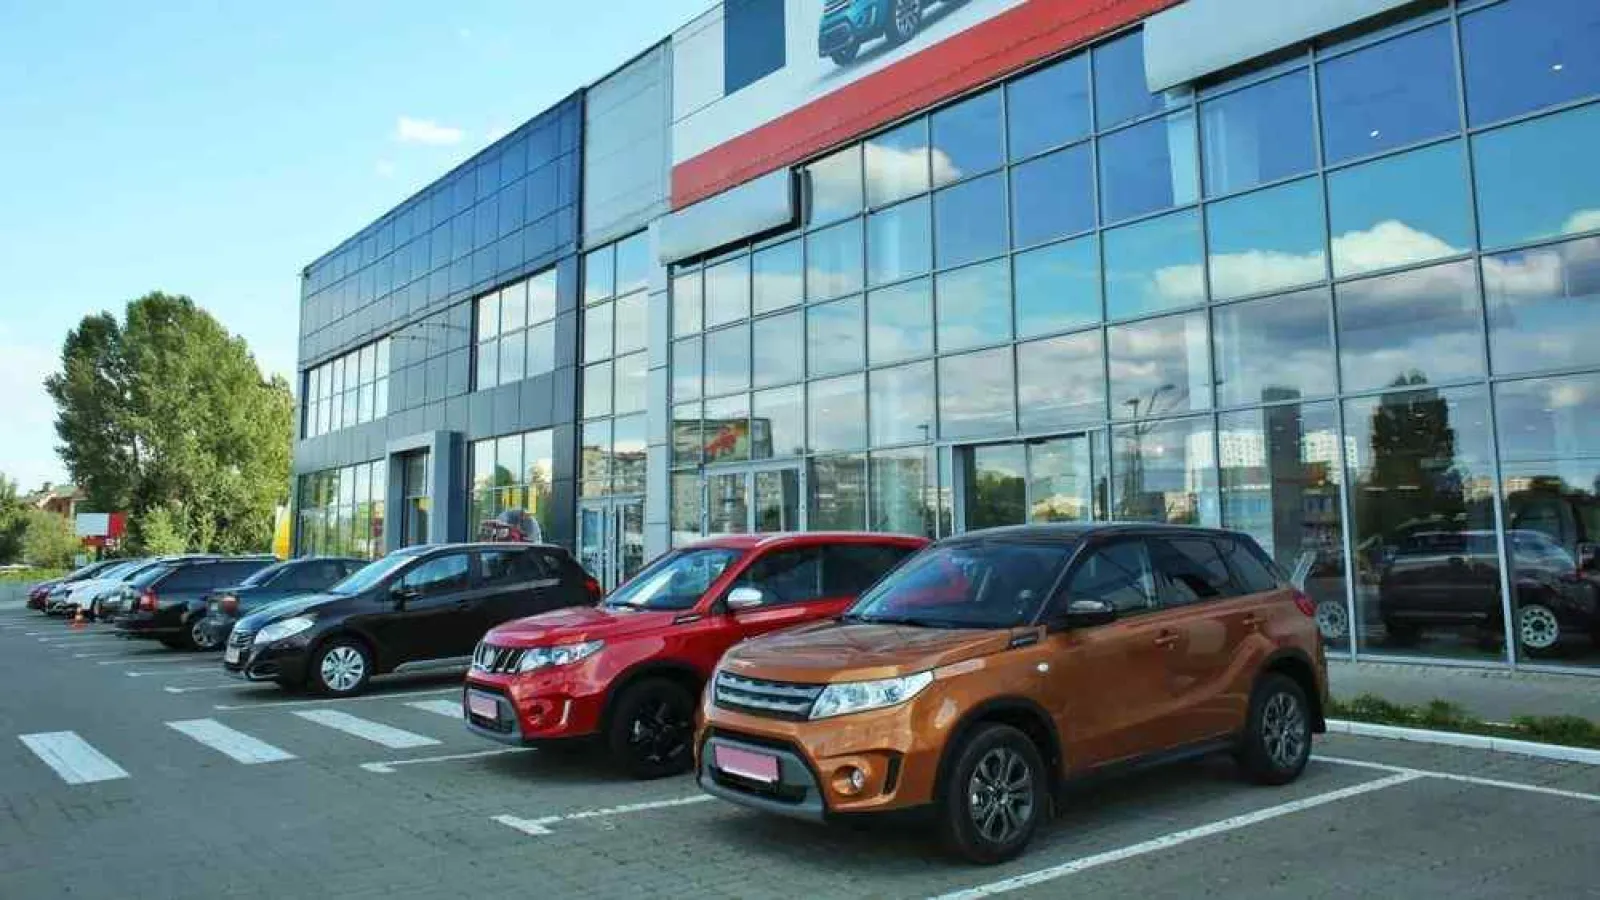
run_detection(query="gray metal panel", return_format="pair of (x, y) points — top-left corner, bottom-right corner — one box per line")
(584, 42), (673, 247)
(1144, 0), (1414, 90)
(657, 169), (795, 264)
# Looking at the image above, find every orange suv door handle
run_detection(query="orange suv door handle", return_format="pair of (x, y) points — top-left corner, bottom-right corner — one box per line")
(1242, 614), (1264, 628)
(1153, 631), (1180, 648)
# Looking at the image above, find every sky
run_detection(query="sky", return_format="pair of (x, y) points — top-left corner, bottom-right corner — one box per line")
(0, 0), (706, 494)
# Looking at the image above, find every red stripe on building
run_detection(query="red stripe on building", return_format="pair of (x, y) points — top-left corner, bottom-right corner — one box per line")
(671, 0), (1181, 209)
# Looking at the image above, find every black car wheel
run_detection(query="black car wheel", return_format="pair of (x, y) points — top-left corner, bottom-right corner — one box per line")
(887, 0), (922, 45)
(1236, 674), (1312, 786)
(607, 678), (695, 779)
(312, 638), (371, 696)
(188, 618), (220, 652)
(937, 723), (1047, 864)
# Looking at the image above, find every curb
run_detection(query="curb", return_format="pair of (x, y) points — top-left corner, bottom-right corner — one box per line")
(1328, 719), (1600, 766)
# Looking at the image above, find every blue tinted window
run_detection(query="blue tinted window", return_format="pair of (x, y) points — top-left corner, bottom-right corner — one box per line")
(1008, 54), (1091, 159)
(1011, 144), (1094, 248)
(868, 197), (932, 287)
(1327, 141), (1470, 278)
(1485, 235), (1600, 376)
(1104, 209), (1204, 319)
(1463, 0), (1600, 126)
(1201, 69), (1315, 196)
(864, 119), (930, 207)
(937, 259), (1012, 353)
(807, 218), (864, 300)
(1094, 30), (1163, 128)
(1099, 112), (1198, 224)
(705, 325), (751, 397)
(934, 173), (1008, 269)
(1108, 311), (1211, 417)
(1318, 24), (1458, 164)
(868, 278), (933, 366)
(1015, 236), (1100, 339)
(1212, 288), (1335, 407)
(1473, 103), (1600, 250)
(808, 295), (865, 377)
(805, 146), (863, 227)
(930, 89), (1004, 186)
(1206, 178), (1327, 301)
(724, 0), (786, 95)
(1336, 259), (1484, 392)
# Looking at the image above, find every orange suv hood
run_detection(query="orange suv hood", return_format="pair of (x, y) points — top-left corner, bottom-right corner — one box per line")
(721, 621), (1019, 683)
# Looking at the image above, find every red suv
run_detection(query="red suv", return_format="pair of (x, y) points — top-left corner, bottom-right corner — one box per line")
(462, 532), (928, 777)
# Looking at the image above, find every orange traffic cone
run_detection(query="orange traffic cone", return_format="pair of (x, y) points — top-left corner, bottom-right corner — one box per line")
(70, 608), (86, 630)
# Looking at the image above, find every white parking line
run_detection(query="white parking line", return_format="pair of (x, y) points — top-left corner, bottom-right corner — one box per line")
(18, 732), (132, 785)
(95, 654), (207, 665)
(213, 687), (458, 711)
(164, 683), (254, 694)
(126, 666), (217, 677)
(927, 772), (1422, 899)
(405, 699), (464, 718)
(292, 709), (442, 749)
(362, 747), (532, 774)
(167, 719), (295, 764)
(1314, 754), (1600, 804)
(493, 795), (716, 837)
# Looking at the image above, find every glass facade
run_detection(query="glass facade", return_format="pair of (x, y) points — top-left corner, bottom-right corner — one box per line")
(581, 233), (650, 499)
(468, 429), (555, 540)
(665, 1), (1600, 669)
(296, 461), (386, 558)
(302, 339), (390, 438)
(474, 267), (560, 390)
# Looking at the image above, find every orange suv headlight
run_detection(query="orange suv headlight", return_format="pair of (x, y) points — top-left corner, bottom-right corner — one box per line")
(809, 671), (933, 720)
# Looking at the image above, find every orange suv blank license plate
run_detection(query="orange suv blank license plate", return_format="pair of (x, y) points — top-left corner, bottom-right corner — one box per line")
(467, 692), (498, 719)
(715, 745), (779, 783)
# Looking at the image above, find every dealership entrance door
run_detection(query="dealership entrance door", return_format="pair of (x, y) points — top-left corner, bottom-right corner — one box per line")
(577, 497), (644, 593)
(705, 463), (805, 535)
(955, 432), (1106, 533)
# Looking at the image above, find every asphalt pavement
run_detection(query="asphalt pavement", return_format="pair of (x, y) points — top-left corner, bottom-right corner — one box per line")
(2, 605), (1598, 899)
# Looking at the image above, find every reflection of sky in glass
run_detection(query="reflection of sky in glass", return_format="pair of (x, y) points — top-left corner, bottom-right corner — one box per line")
(1093, 30), (1164, 129)
(1327, 140), (1470, 278)
(1213, 288), (1334, 407)
(1473, 103), (1600, 250)
(752, 240), (803, 315)
(1462, 0), (1600, 127)
(752, 385), (805, 459)
(1495, 373), (1600, 488)
(804, 145), (862, 226)
(936, 259), (1011, 353)
(1007, 53), (1090, 160)
(931, 89), (1003, 186)
(671, 336), (701, 401)
(672, 271), (702, 337)
(934, 173), (1008, 268)
(582, 245), (614, 304)
(705, 256), (750, 328)
(1012, 144), (1093, 248)
(584, 301), (612, 363)
(868, 278), (933, 366)
(752, 310), (803, 388)
(614, 351), (647, 414)
(615, 233), (651, 296)
(809, 374), (866, 452)
(1206, 178), (1326, 300)
(1108, 310), (1211, 418)
(870, 361), (935, 446)
(938, 348), (1015, 439)
(1019, 330), (1105, 431)
(1015, 235), (1099, 338)
(1318, 23), (1458, 165)
(582, 360), (611, 419)
(1104, 208), (1204, 319)
(1336, 259), (1484, 392)
(868, 196), (932, 286)
(808, 295), (864, 377)
(807, 218), (864, 300)
(1485, 235), (1600, 376)
(704, 325), (750, 397)
(864, 118), (931, 207)
(1099, 111), (1198, 224)
(1201, 69), (1314, 197)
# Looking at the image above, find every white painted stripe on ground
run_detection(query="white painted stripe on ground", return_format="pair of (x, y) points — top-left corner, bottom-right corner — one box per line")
(493, 795), (717, 837)
(405, 699), (463, 718)
(95, 654), (209, 665)
(164, 683), (255, 694)
(166, 719), (295, 765)
(1326, 718), (1600, 766)
(213, 687), (457, 711)
(1315, 754), (1600, 804)
(18, 732), (132, 785)
(127, 666), (216, 677)
(292, 709), (441, 749)
(362, 747), (532, 774)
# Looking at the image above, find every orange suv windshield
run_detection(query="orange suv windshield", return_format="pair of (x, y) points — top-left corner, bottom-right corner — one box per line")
(843, 541), (1074, 629)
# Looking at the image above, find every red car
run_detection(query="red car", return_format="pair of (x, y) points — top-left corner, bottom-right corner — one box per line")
(462, 532), (928, 778)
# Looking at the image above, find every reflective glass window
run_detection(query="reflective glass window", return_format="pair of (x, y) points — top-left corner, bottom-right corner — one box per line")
(810, 454), (867, 531)
(584, 245), (615, 304)
(936, 259), (1011, 353)
(808, 295), (865, 377)
(1201, 69), (1315, 197)
(703, 394), (750, 464)
(498, 329), (525, 385)
(870, 448), (935, 538)
(1213, 288), (1335, 407)
(933, 172), (1008, 269)
(1108, 311), (1211, 419)
(1473, 103), (1600, 250)
(1018, 330), (1105, 432)
(964, 443), (1026, 530)
(1104, 208), (1205, 319)
(1318, 23), (1458, 164)
(864, 118), (930, 207)
(500, 283), (528, 333)
(672, 402), (702, 468)
(1015, 235), (1100, 338)
(582, 360), (612, 419)
(1007, 54), (1091, 159)
(526, 322), (555, 376)
(614, 292), (647, 355)
(867, 196), (932, 287)
(673, 271), (703, 337)
(804, 144), (863, 226)
(930, 89), (1003, 186)
(870, 361), (935, 447)
(476, 340), (499, 390)
(1011, 144), (1094, 248)
(672, 336), (702, 401)
(1336, 259), (1484, 393)
(1206, 177), (1327, 301)
(477, 292), (501, 339)
(614, 351), (647, 414)
(705, 255), (751, 328)
(582, 420), (613, 497)
(671, 473), (701, 545)
(704, 325), (751, 397)
(752, 240), (803, 314)
(1094, 30), (1164, 128)
(938, 347), (1015, 439)
(615, 232), (650, 296)
(1098, 111), (1198, 224)
(1112, 415), (1220, 526)
(613, 414), (646, 494)
(752, 384), (805, 460)
(809, 374), (867, 452)
(752, 310), (804, 387)
(1462, 0), (1600, 126)
(867, 277), (933, 366)
(584, 301), (613, 363)
(807, 218), (864, 300)
(1485, 235), (1600, 376)
(528, 269), (557, 323)
(1327, 140), (1471, 278)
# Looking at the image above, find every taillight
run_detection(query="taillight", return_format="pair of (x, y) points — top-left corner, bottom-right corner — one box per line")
(1291, 589), (1316, 618)
(139, 591), (158, 612)
(583, 576), (603, 602)
(220, 596), (239, 615)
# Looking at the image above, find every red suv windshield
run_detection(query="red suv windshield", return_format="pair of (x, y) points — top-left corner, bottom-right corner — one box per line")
(603, 548), (742, 611)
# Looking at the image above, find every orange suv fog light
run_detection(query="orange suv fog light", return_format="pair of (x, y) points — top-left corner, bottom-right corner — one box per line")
(832, 765), (869, 796)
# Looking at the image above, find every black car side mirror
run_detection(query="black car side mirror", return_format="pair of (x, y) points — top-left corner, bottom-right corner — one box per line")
(1050, 598), (1118, 631)
(390, 583), (418, 606)
(1578, 543), (1599, 572)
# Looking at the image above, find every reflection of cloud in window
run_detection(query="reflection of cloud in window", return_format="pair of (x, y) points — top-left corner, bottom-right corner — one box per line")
(1563, 208), (1600, 236)
(1206, 249), (1326, 299)
(861, 143), (960, 198)
(1331, 219), (1465, 276)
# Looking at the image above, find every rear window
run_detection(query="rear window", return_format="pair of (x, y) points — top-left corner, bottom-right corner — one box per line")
(130, 564), (176, 589)
(155, 564), (213, 591)
(1149, 537), (1238, 606)
(1221, 538), (1284, 594)
(210, 561), (271, 587)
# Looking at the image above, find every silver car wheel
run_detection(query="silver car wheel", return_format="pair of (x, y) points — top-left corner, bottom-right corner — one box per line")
(190, 620), (215, 650)
(320, 645), (366, 693)
(1314, 600), (1349, 642)
(1518, 605), (1560, 651)
(1261, 691), (1307, 770)
(892, 0), (921, 40)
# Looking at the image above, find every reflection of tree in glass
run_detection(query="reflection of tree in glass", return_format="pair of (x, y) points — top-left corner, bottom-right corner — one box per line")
(967, 470), (1025, 531)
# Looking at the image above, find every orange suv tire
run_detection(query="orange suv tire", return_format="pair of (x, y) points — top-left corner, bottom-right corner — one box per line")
(936, 723), (1050, 864)
(1236, 673), (1313, 785)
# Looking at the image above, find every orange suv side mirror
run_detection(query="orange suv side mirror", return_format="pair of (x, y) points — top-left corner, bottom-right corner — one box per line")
(1049, 598), (1117, 631)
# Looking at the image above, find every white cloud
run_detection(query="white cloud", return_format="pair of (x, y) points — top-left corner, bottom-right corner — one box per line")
(0, 325), (67, 491)
(374, 159), (397, 178)
(1563, 208), (1600, 236)
(395, 116), (464, 146)
(1330, 219), (1465, 278)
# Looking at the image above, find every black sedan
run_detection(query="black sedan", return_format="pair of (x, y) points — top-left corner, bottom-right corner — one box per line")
(196, 556), (366, 647)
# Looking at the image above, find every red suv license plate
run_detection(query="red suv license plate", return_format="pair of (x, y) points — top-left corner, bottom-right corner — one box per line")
(715, 745), (780, 783)
(467, 691), (499, 720)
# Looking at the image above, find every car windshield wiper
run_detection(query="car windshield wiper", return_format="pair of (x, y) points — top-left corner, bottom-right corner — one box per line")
(853, 614), (973, 629)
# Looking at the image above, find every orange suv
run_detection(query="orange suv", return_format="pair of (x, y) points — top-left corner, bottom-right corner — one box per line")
(697, 524), (1328, 863)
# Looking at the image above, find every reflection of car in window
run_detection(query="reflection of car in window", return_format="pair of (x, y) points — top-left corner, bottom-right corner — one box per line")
(818, 0), (955, 67)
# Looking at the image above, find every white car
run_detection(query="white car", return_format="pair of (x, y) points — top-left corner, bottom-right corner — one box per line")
(47, 560), (155, 618)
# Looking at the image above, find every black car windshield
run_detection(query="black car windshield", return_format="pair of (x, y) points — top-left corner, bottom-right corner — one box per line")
(95, 561), (140, 581)
(844, 541), (1073, 629)
(327, 553), (416, 595)
(238, 561), (292, 588)
(603, 548), (743, 611)
(129, 564), (175, 589)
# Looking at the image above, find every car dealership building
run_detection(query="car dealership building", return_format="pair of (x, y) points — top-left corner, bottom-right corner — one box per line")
(293, 0), (1600, 673)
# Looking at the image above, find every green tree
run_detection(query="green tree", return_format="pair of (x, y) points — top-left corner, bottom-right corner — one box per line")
(0, 475), (26, 564)
(45, 293), (293, 554)
(21, 510), (80, 569)
(134, 505), (187, 555)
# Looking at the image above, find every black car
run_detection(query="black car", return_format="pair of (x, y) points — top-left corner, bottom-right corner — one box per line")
(196, 556), (367, 647)
(27, 559), (123, 611)
(224, 542), (599, 695)
(112, 556), (278, 649)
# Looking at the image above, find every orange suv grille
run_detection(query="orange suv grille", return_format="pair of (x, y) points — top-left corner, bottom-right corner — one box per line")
(713, 671), (823, 720)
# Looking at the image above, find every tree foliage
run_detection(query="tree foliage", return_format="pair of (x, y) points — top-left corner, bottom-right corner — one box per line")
(21, 510), (79, 569)
(44, 293), (292, 554)
(0, 475), (25, 564)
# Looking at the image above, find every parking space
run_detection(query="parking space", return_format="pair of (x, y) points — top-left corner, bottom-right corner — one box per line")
(2, 607), (1598, 899)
